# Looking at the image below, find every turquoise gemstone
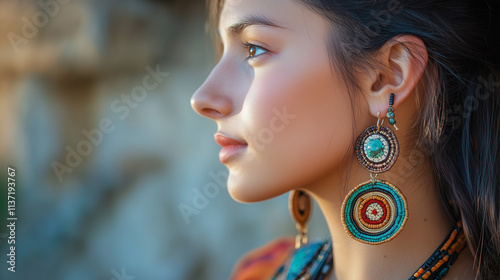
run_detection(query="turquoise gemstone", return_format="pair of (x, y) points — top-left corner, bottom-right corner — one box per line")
(366, 138), (385, 158)
(386, 111), (395, 118)
(389, 118), (396, 125)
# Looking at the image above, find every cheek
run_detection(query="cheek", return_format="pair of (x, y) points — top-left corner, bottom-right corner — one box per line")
(260, 60), (354, 170)
(229, 54), (356, 202)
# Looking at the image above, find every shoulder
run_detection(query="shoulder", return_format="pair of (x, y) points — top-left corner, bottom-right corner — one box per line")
(230, 238), (333, 280)
(274, 240), (333, 280)
(229, 237), (295, 280)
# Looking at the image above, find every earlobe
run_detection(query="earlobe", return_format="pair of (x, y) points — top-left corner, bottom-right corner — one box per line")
(364, 35), (428, 118)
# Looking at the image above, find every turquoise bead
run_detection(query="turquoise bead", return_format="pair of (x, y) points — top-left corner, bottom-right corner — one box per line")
(366, 138), (385, 158)
(388, 118), (396, 125)
(439, 268), (449, 276)
(386, 111), (395, 118)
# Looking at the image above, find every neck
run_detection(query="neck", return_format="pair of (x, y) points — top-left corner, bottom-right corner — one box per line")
(307, 136), (455, 280)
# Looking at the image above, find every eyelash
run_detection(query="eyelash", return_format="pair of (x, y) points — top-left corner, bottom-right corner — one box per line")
(242, 41), (269, 61)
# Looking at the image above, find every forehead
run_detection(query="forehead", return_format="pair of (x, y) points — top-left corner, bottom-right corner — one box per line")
(218, 0), (297, 33)
(217, 0), (331, 56)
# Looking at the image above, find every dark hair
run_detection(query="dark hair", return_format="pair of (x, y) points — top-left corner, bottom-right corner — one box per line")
(207, 0), (500, 278)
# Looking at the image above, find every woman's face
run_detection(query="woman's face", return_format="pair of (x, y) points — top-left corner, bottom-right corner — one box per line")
(191, 0), (367, 202)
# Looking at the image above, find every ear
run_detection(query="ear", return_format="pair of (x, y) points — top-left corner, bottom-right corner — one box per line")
(362, 35), (428, 118)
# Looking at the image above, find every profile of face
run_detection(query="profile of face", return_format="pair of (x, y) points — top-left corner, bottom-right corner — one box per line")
(191, 0), (372, 202)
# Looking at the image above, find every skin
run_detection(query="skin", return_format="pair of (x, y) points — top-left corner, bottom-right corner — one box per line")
(191, 0), (476, 279)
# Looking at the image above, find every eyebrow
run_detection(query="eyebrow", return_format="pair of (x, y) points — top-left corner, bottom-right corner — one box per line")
(217, 14), (286, 40)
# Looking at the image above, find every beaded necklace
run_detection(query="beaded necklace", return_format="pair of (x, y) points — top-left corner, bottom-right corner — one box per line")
(272, 221), (466, 280)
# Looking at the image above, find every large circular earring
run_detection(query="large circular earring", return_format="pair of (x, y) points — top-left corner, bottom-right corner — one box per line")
(289, 190), (311, 249)
(341, 93), (408, 245)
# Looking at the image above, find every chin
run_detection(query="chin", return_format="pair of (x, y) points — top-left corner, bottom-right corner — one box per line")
(227, 171), (291, 203)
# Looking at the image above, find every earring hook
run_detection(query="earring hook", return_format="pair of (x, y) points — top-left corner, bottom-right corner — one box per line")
(376, 112), (384, 131)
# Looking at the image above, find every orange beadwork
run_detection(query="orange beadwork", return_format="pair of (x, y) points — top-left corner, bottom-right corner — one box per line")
(410, 221), (466, 280)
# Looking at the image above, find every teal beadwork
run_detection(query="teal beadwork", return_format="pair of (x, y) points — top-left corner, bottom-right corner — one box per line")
(341, 180), (408, 244)
(388, 118), (396, 125)
(386, 111), (395, 118)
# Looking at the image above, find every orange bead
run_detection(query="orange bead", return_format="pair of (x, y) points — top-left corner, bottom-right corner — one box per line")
(442, 241), (451, 251)
(414, 268), (424, 277)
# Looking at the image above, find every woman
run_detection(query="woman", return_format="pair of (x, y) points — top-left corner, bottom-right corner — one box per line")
(191, 0), (500, 279)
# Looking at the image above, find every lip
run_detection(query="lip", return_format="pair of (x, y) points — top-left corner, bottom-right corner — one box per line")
(214, 133), (247, 163)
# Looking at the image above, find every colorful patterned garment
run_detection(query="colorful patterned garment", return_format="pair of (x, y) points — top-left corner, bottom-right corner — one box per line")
(230, 238), (333, 280)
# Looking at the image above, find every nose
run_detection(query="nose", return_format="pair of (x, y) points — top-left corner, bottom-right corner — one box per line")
(191, 66), (234, 120)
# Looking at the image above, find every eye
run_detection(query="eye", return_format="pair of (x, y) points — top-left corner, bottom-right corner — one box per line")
(243, 42), (269, 60)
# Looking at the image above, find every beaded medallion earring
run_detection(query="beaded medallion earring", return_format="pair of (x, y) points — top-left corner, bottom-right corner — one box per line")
(341, 93), (408, 245)
(289, 190), (311, 249)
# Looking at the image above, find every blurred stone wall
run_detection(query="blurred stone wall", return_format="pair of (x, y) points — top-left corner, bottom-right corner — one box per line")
(0, 1), (329, 279)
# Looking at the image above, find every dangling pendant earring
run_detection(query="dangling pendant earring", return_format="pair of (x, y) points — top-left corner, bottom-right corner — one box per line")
(289, 190), (311, 249)
(341, 93), (408, 245)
